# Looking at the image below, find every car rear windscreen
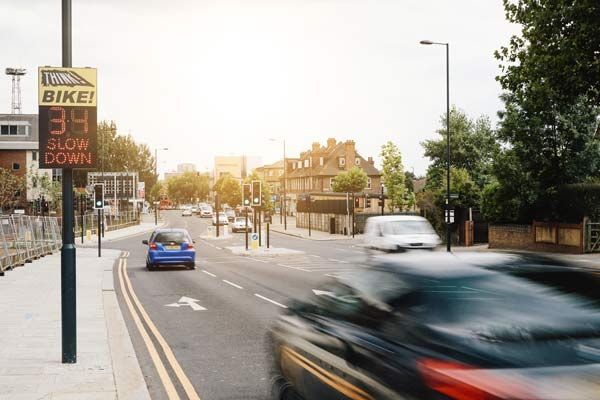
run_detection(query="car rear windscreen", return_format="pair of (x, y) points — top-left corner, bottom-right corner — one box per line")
(153, 232), (188, 243)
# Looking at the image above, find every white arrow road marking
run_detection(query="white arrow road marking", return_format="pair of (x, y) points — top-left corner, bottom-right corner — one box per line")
(164, 296), (207, 311)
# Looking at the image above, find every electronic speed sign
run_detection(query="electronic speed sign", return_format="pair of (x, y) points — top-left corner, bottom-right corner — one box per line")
(38, 67), (97, 169)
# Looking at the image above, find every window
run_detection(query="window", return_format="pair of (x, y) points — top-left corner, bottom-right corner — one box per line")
(12, 163), (20, 171)
(367, 178), (372, 189)
(319, 157), (324, 166)
(32, 151), (37, 161)
(298, 161), (302, 169)
(268, 170), (273, 177)
(355, 158), (361, 165)
(339, 157), (345, 167)
(329, 177), (335, 189)
(304, 159), (309, 168)
(0, 125), (7, 135)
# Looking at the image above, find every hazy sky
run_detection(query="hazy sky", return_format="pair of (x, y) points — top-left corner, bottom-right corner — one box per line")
(1, 0), (518, 177)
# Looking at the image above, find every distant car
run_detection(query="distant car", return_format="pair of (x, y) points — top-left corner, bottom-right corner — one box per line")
(142, 228), (195, 270)
(363, 215), (441, 251)
(269, 252), (600, 400)
(181, 208), (193, 217)
(191, 206), (199, 214)
(212, 212), (229, 226)
(231, 217), (253, 233)
(225, 209), (236, 222)
(200, 206), (213, 218)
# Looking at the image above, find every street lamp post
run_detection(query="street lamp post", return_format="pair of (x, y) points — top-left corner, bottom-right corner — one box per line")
(420, 39), (451, 252)
(154, 147), (168, 225)
(269, 138), (287, 230)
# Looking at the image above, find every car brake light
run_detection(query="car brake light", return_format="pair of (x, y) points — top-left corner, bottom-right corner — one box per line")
(149, 242), (157, 249)
(418, 359), (532, 400)
(187, 243), (194, 249)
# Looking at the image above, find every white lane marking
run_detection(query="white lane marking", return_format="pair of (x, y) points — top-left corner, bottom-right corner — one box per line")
(308, 254), (321, 258)
(327, 258), (349, 263)
(277, 263), (312, 272)
(215, 246), (223, 250)
(254, 293), (288, 309)
(164, 296), (207, 311)
(247, 257), (268, 264)
(223, 279), (244, 289)
(202, 270), (217, 277)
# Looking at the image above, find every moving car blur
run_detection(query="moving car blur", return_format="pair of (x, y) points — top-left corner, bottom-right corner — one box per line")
(363, 215), (441, 251)
(268, 252), (600, 400)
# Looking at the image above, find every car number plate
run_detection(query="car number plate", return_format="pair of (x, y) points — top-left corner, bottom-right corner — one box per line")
(165, 245), (180, 250)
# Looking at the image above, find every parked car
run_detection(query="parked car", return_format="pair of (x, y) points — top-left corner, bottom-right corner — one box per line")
(181, 208), (193, 217)
(199, 206), (213, 218)
(191, 206), (199, 214)
(363, 215), (440, 251)
(212, 212), (229, 226)
(142, 228), (195, 270)
(269, 252), (600, 400)
(231, 217), (253, 233)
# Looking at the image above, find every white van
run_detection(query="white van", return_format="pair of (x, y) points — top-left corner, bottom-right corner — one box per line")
(363, 215), (441, 251)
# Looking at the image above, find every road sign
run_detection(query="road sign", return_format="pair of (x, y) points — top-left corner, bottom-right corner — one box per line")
(445, 209), (455, 223)
(450, 193), (459, 199)
(38, 67), (98, 169)
(250, 232), (259, 250)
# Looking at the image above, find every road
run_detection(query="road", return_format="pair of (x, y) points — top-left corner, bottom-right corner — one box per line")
(110, 210), (367, 400)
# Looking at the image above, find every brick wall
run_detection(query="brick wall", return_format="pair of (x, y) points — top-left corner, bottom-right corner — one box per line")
(489, 224), (534, 250)
(0, 150), (27, 177)
(489, 222), (584, 254)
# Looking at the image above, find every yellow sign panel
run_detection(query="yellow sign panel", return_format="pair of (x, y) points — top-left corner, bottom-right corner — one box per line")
(38, 67), (97, 107)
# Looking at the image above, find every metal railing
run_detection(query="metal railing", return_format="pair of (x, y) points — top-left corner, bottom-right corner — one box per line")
(0, 215), (62, 273)
(73, 211), (139, 236)
(585, 222), (600, 253)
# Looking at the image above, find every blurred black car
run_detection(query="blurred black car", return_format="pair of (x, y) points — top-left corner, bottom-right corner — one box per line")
(268, 252), (600, 400)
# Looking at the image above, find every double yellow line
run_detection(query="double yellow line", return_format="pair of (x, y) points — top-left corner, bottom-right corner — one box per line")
(117, 251), (201, 400)
(281, 346), (374, 400)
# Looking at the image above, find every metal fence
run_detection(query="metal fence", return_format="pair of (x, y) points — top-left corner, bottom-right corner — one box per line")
(0, 215), (62, 273)
(73, 211), (138, 237)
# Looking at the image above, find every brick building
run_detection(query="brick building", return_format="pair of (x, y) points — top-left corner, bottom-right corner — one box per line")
(0, 113), (52, 209)
(284, 138), (381, 214)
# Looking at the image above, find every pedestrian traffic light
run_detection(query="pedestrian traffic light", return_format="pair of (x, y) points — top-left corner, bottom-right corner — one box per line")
(94, 184), (104, 209)
(242, 184), (251, 206)
(252, 180), (261, 206)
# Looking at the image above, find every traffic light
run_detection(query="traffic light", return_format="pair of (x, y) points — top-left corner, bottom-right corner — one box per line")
(41, 197), (49, 214)
(86, 195), (94, 211)
(366, 195), (371, 208)
(94, 184), (104, 209)
(242, 184), (251, 206)
(354, 197), (360, 208)
(252, 180), (261, 206)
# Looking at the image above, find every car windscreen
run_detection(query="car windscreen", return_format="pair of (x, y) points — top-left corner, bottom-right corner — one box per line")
(382, 220), (435, 235)
(235, 218), (246, 223)
(153, 232), (188, 244)
(417, 274), (600, 339)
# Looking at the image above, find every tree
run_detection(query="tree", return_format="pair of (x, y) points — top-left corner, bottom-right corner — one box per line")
(166, 172), (210, 204)
(331, 166), (368, 194)
(213, 175), (242, 208)
(244, 172), (274, 211)
(0, 168), (26, 212)
(149, 181), (164, 203)
(380, 141), (410, 211)
(422, 107), (499, 192)
(490, 1), (600, 222)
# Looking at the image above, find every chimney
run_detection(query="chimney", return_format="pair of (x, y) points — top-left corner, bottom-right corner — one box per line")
(367, 156), (374, 165)
(326, 138), (336, 148)
(312, 142), (320, 152)
(344, 140), (356, 169)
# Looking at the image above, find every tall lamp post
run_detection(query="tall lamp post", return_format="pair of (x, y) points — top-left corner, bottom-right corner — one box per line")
(420, 39), (451, 252)
(269, 138), (287, 230)
(154, 147), (168, 225)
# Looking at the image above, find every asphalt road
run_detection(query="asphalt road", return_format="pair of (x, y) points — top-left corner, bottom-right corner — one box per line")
(110, 210), (367, 400)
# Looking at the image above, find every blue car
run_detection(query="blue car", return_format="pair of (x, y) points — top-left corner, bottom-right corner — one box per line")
(142, 228), (196, 270)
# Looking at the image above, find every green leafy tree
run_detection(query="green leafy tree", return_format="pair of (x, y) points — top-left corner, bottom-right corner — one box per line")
(422, 107), (499, 192)
(214, 175), (242, 208)
(149, 181), (164, 203)
(331, 166), (368, 194)
(0, 168), (26, 212)
(489, 0), (600, 222)
(244, 172), (274, 211)
(167, 172), (210, 204)
(380, 141), (410, 211)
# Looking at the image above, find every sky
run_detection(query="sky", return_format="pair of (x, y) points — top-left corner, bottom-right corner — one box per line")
(1, 0), (519, 177)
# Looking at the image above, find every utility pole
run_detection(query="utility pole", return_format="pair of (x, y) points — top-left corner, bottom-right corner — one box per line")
(60, 0), (76, 364)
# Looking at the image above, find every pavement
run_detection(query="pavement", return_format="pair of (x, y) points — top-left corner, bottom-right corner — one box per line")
(0, 247), (150, 400)
(268, 215), (357, 241)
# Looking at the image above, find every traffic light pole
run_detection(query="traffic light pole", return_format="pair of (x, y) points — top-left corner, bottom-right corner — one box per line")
(60, 0), (77, 364)
(215, 194), (220, 238)
(81, 195), (84, 244)
(245, 208), (249, 250)
(97, 208), (102, 257)
(308, 194), (311, 237)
